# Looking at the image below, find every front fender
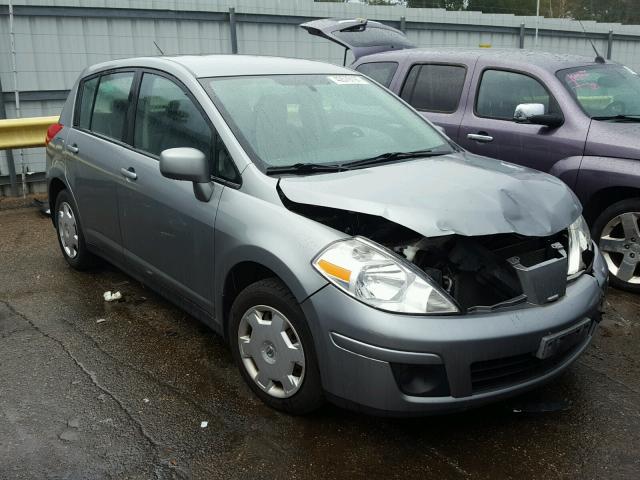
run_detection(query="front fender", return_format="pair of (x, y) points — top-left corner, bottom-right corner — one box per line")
(574, 156), (640, 206)
(213, 185), (341, 329)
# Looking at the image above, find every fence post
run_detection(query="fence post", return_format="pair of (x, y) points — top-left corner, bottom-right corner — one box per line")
(229, 7), (238, 54)
(519, 23), (525, 49)
(0, 78), (18, 197)
(400, 16), (406, 33)
(607, 29), (613, 59)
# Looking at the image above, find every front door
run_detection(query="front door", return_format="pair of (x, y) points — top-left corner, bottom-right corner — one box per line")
(458, 67), (587, 173)
(118, 72), (224, 316)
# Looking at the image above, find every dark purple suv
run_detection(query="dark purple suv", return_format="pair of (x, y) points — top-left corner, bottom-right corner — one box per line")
(303, 18), (640, 293)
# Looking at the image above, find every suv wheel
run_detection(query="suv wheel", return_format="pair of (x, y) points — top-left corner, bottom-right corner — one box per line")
(592, 198), (640, 293)
(229, 278), (324, 414)
(54, 190), (97, 270)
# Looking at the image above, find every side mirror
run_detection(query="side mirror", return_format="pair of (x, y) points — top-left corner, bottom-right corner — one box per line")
(514, 103), (545, 122)
(514, 103), (564, 128)
(159, 147), (213, 202)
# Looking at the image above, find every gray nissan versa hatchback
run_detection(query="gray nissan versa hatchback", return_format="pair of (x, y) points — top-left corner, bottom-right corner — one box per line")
(46, 55), (608, 415)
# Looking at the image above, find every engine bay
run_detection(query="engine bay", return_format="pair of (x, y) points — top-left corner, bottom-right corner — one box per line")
(280, 191), (572, 312)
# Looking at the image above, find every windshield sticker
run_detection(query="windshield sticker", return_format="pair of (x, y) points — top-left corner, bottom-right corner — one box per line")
(327, 75), (369, 85)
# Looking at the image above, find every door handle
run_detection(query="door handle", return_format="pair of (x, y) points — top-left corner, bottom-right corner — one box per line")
(120, 167), (137, 180)
(467, 133), (494, 143)
(66, 144), (79, 154)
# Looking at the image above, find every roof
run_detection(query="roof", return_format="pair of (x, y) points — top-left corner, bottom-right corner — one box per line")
(362, 48), (612, 72)
(83, 54), (353, 78)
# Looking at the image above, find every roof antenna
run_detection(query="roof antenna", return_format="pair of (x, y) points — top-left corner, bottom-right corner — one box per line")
(578, 20), (605, 64)
(153, 41), (165, 56)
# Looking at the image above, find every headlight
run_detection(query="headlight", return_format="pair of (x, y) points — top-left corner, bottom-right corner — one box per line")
(567, 215), (592, 276)
(312, 237), (459, 314)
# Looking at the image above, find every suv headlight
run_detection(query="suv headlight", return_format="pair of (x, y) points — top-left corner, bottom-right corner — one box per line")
(312, 237), (459, 314)
(567, 215), (592, 276)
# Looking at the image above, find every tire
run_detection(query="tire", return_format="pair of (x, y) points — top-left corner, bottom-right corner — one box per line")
(591, 198), (640, 293)
(229, 278), (324, 414)
(54, 189), (98, 271)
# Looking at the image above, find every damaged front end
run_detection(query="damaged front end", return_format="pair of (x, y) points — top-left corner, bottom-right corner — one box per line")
(280, 187), (594, 314)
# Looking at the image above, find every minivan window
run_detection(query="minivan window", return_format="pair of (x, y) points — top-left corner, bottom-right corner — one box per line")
(134, 73), (212, 162)
(355, 62), (398, 87)
(476, 69), (555, 120)
(401, 64), (466, 113)
(76, 77), (98, 129)
(90, 72), (134, 142)
(557, 64), (640, 118)
(202, 74), (452, 170)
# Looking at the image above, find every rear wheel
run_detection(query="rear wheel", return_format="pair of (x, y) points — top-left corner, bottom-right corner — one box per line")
(54, 190), (97, 270)
(592, 198), (640, 293)
(229, 278), (324, 414)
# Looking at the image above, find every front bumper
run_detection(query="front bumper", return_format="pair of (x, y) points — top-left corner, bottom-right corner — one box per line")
(300, 246), (608, 415)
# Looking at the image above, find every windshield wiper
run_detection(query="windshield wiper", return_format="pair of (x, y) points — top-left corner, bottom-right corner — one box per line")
(343, 149), (449, 168)
(591, 114), (640, 122)
(265, 163), (349, 175)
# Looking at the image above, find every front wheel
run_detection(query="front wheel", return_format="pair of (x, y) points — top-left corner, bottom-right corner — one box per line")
(592, 198), (640, 293)
(229, 278), (324, 414)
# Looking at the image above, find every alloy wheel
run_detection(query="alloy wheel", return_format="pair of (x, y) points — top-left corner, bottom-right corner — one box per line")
(237, 305), (306, 398)
(599, 211), (640, 285)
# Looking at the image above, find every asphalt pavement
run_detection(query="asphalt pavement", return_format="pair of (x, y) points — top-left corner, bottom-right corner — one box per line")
(1, 204), (639, 479)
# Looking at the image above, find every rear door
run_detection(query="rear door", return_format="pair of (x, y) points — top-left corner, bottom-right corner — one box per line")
(118, 70), (237, 317)
(300, 18), (414, 62)
(398, 62), (471, 141)
(458, 67), (587, 172)
(65, 70), (136, 265)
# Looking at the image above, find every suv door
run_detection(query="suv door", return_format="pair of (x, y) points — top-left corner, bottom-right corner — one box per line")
(458, 68), (587, 172)
(65, 70), (136, 265)
(399, 63), (470, 140)
(118, 71), (237, 317)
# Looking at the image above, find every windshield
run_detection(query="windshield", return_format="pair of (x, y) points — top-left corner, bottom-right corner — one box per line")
(558, 64), (640, 118)
(201, 74), (452, 170)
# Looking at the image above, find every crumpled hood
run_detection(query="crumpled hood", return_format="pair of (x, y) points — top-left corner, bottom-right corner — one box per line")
(586, 120), (640, 161)
(279, 152), (581, 238)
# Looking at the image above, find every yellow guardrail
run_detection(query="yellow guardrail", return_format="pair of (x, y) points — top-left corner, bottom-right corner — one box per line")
(0, 115), (59, 150)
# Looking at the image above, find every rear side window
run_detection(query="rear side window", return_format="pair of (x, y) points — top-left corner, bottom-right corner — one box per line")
(90, 72), (135, 141)
(355, 62), (398, 87)
(476, 69), (556, 120)
(76, 77), (98, 129)
(134, 73), (213, 161)
(400, 64), (466, 113)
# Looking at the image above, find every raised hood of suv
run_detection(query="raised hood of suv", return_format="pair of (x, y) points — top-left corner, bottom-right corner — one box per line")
(278, 152), (581, 238)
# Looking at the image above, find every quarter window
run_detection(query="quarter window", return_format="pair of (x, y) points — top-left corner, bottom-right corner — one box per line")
(134, 73), (212, 161)
(76, 77), (98, 129)
(90, 72), (135, 141)
(355, 62), (398, 87)
(400, 64), (466, 113)
(476, 69), (556, 120)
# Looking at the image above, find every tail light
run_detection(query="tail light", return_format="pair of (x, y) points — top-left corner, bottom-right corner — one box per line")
(45, 122), (63, 145)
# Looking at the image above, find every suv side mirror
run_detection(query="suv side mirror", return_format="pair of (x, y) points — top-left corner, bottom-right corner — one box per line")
(159, 147), (213, 202)
(514, 103), (564, 128)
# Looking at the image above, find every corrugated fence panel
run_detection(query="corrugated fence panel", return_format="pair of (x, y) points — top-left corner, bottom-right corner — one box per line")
(0, 0), (640, 181)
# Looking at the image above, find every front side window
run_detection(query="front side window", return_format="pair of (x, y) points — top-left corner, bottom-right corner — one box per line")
(201, 74), (452, 170)
(134, 73), (212, 161)
(355, 62), (398, 87)
(401, 64), (466, 113)
(476, 69), (556, 120)
(557, 64), (640, 118)
(76, 77), (98, 129)
(90, 72), (134, 141)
